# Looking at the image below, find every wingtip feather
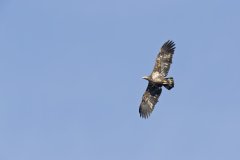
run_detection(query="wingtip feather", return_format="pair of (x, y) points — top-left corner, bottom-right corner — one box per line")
(162, 40), (176, 53)
(139, 104), (152, 119)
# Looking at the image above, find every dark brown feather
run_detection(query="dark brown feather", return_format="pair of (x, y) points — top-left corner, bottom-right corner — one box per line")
(152, 40), (175, 77)
(139, 83), (162, 118)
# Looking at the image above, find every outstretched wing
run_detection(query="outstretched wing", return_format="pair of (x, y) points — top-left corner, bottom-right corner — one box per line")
(139, 83), (162, 118)
(152, 40), (175, 77)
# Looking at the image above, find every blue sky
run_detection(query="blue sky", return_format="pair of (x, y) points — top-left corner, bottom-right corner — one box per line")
(0, 0), (240, 159)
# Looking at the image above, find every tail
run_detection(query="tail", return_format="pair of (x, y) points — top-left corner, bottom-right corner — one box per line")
(163, 77), (174, 90)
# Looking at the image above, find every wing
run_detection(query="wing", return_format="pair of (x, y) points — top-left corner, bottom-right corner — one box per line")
(139, 82), (162, 118)
(152, 40), (175, 77)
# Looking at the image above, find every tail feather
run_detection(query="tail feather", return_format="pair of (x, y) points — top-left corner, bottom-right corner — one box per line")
(163, 77), (174, 90)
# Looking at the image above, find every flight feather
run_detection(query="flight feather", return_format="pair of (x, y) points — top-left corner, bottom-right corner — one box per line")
(139, 83), (162, 118)
(153, 40), (175, 77)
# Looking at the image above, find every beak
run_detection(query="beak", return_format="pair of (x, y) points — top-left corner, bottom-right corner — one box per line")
(142, 76), (148, 80)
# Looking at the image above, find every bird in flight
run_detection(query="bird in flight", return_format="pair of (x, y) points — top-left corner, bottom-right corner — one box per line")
(139, 40), (176, 119)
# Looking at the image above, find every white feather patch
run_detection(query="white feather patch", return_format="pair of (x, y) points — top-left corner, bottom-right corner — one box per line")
(151, 72), (160, 79)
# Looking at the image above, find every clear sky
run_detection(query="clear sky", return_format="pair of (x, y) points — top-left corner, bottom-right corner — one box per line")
(0, 0), (240, 160)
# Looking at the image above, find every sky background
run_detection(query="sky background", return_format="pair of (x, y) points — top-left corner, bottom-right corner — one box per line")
(0, 0), (240, 160)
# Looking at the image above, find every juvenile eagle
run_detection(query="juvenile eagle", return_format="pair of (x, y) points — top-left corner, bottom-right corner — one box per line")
(139, 40), (176, 118)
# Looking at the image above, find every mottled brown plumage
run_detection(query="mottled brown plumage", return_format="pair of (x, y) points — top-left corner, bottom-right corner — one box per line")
(139, 40), (176, 119)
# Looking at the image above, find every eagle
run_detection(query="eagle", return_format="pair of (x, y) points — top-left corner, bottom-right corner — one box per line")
(139, 40), (176, 118)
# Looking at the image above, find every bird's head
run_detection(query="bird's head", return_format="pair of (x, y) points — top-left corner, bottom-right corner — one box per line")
(142, 76), (150, 81)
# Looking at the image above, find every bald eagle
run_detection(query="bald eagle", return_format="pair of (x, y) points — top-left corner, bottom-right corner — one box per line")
(139, 40), (176, 118)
